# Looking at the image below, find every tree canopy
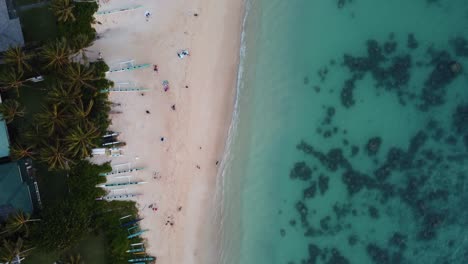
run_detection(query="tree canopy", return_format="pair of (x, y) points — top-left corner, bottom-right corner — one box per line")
(0, 1), (144, 263)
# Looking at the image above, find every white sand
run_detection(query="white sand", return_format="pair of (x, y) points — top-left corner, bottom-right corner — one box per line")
(90, 0), (244, 263)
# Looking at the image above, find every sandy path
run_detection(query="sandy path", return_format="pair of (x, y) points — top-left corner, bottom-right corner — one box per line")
(90, 0), (244, 263)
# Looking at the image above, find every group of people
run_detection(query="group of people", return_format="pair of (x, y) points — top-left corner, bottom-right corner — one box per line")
(177, 50), (190, 59)
(148, 203), (158, 212)
(145, 11), (151, 21)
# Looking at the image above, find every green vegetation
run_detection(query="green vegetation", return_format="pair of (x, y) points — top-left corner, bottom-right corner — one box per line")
(14, 0), (42, 6)
(25, 161), (141, 263)
(56, 2), (98, 40)
(50, 0), (76, 23)
(0, 1), (147, 263)
(17, 6), (58, 43)
(0, 99), (25, 124)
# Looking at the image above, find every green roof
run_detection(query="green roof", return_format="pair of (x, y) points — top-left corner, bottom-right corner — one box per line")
(0, 162), (32, 219)
(0, 119), (9, 158)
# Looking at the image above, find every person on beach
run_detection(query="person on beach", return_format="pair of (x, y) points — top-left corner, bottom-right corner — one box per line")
(153, 171), (160, 180)
(171, 104), (176, 110)
(145, 11), (151, 19)
(153, 64), (158, 72)
(177, 50), (190, 59)
(163, 80), (170, 92)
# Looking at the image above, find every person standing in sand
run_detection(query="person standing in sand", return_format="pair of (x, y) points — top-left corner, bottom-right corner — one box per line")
(145, 11), (151, 21)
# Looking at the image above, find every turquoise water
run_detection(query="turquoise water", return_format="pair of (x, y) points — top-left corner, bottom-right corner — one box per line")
(221, 0), (468, 263)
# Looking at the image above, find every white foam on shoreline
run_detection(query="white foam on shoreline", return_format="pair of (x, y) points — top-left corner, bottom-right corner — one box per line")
(214, 0), (253, 262)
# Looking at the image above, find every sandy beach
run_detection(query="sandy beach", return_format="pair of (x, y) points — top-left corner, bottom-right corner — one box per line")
(90, 0), (244, 263)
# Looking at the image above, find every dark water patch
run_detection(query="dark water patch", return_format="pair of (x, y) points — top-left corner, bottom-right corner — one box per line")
(323, 130), (333, 139)
(418, 212), (446, 240)
(420, 48), (461, 110)
(350, 145), (359, 157)
(313, 85), (321, 93)
(341, 38), (414, 108)
(366, 137), (382, 156)
(450, 36), (468, 57)
(444, 135), (457, 145)
(303, 182), (317, 199)
(306, 243), (321, 264)
(340, 76), (358, 108)
(289, 219), (296, 227)
(342, 169), (375, 195)
(318, 174), (330, 195)
(373, 163), (393, 182)
(304, 226), (323, 238)
(366, 243), (404, 264)
(326, 248), (350, 264)
(407, 33), (419, 49)
(333, 203), (352, 220)
(295, 201), (310, 228)
(290, 161), (312, 181)
(426, 0), (441, 5)
(368, 206), (379, 219)
(322, 106), (336, 125)
(337, 0), (353, 10)
(452, 103), (468, 134)
(318, 66), (329, 82)
(297, 141), (351, 171)
(388, 232), (407, 251)
(320, 216), (332, 231)
(348, 234), (358, 246)
(342, 139), (349, 146)
(384, 40), (397, 55)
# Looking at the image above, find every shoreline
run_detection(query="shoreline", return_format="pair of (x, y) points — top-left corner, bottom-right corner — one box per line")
(91, 0), (245, 263)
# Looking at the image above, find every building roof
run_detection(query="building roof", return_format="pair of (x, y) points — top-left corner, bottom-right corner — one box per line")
(0, 0), (24, 52)
(0, 94), (9, 158)
(0, 162), (32, 220)
(0, 119), (9, 158)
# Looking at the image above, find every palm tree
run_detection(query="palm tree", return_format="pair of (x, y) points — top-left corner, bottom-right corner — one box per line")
(64, 63), (98, 90)
(0, 69), (27, 97)
(47, 82), (81, 106)
(3, 46), (32, 72)
(36, 104), (68, 135)
(50, 0), (76, 23)
(0, 237), (33, 264)
(10, 142), (34, 160)
(71, 98), (93, 125)
(39, 140), (73, 170)
(71, 34), (93, 63)
(0, 99), (25, 124)
(41, 38), (71, 70)
(65, 123), (99, 159)
(3, 211), (40, 237)
(22, 125), (45, 151)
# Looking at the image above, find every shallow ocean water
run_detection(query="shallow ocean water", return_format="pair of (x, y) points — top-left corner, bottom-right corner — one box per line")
(221, 1), (468, 263)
